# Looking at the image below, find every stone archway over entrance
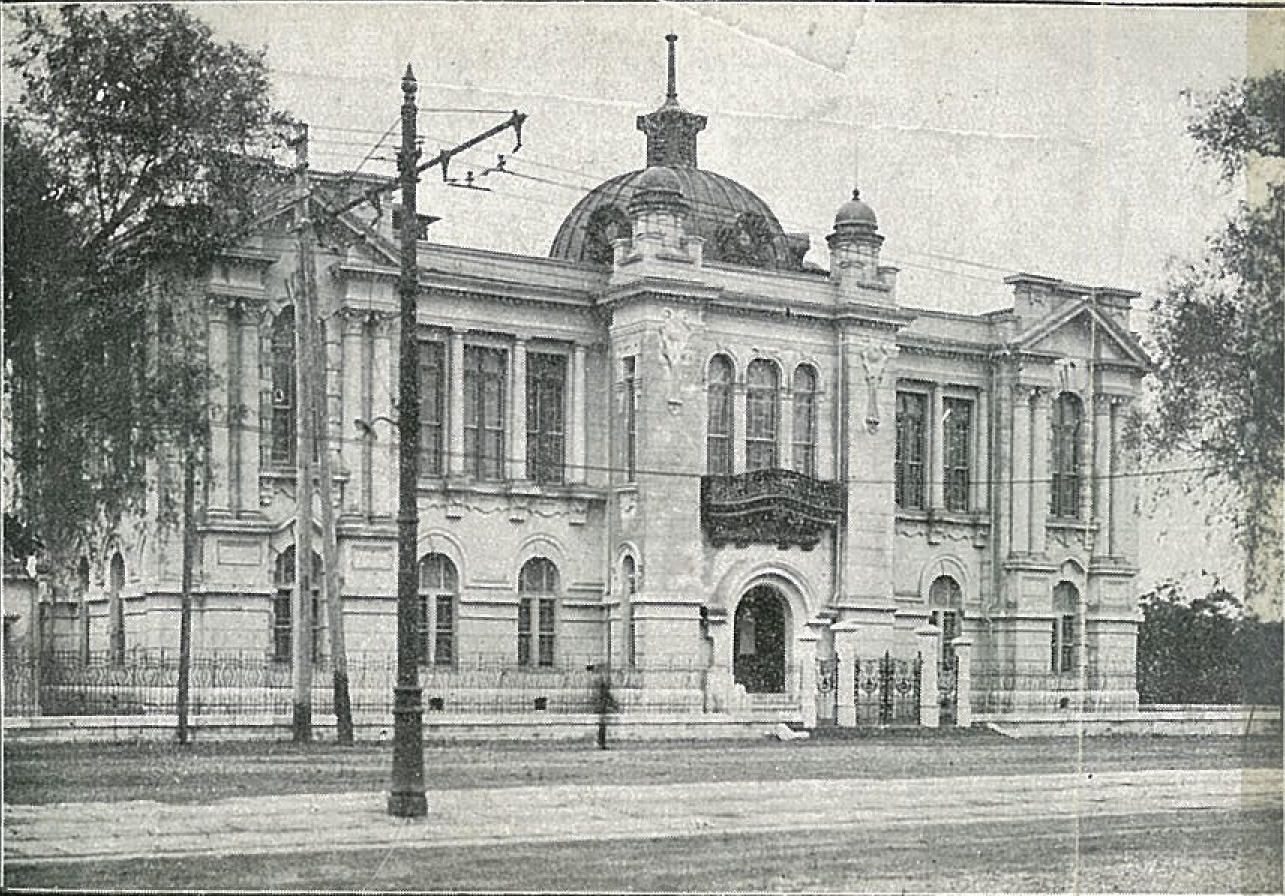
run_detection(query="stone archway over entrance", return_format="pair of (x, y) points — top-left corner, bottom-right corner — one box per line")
(733, 584), (790, 694)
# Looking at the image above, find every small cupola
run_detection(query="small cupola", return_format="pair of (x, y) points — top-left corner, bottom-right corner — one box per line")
(827, 188), (897, 303)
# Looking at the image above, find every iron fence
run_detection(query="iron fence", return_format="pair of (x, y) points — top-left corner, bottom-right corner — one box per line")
(1, 649), (707, 718)
(854, 652), (921, 725)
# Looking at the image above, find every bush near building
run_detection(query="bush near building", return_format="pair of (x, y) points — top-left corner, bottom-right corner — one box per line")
(1137, 581), (1282, 705)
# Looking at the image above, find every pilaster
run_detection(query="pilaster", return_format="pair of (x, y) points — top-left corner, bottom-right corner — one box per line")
(732, 380), (747, 473)
(831, 620), (859, 728)
(929, 384), (945, 510)
(207, 296), (232, 516)
(916, 624), (941, 728)
(238, 300), (264, 517)
(779, 388), (794, 472)
(1010, 385), (1032, 555)
(369, 312), (396, 518)
(509, 337), (528, 481)
(1030, 387), (1050, 555)
(974, 389), (990, 512)
(569, 343), (588, 484)
(448, 329), (466, 477)
(338, 309), (366, 519)
(953, 637), (974, 728)
(1094, 394), (1115, 559)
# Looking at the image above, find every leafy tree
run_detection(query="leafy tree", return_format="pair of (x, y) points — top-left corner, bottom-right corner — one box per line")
(1137, 581), (1282, 706)
(1142, 72), (1284, 611)
(4, 4), (291, 572)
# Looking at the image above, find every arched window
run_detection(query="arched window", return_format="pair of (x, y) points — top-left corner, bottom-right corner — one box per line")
(622, 554), (638, 667)
(792, 364), (817, 476)
(109, 552), (125, 665)
(418, 554), (459, 667)
(77, 556), (91, 662)
(929, 575), (963, 666)
(745, 359), (779, 471)
(273, 546), (323, 664)
(1050, 393), (1083, 519)
(518, 558), (558, 667)
(1051, 581), (1079, 674)
(706, 355), (733, 475)
(270, 306), (296, 466)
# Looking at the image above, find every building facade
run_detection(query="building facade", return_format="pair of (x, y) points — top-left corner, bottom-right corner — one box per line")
(59, 38), (1149, 720)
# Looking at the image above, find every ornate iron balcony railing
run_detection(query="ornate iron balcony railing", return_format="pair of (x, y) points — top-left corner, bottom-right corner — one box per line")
(700, 468), (846, 550)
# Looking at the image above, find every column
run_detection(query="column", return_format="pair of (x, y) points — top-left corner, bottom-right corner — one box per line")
(1109, 398), (1130, 558)
(974, 389), (990, 512)
(339, 309), (365, 518)
(832, 620), (859, 728)
(1093, 394), (1114, 559)
(238, 301), (264, 517)
(1030, 388), (1050, 555)
(732, 381), (747, 473)
(207, 297), (232, 516)
(929, 384), (945, 509)
(797, 629), (820, 729)
(370, 312), (395, 518)
(509, 337), (528, 481)
(916, 624), (941, 728)
(568, 343), (587, 484)
(952, 637), (973, 728)
(448, 330), (465, 476)
(778, 388), (794, 471)
(1010, 386), (1031, 555)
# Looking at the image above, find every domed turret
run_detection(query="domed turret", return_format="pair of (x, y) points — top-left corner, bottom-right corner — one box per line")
(834, 189), (878, 230)
(827, 186), (895, 304)
(549, 34), (810, 271)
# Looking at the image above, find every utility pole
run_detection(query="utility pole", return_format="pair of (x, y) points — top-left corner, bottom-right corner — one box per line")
(304, 210), (354, 745)
(291, 124), (316, 743)
(388, 65), (427, 818)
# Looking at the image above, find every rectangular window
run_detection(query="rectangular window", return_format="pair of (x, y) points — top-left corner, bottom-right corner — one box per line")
(538, 598), (556, 667)
(895, 391), (927, 508)
(311, 594), (323, 664)
(273, 594), (292, 663)
(526, 352), (566, 484)
(623, 357), (637, 482)
(517, 598), (531, 666)
(464, 345), (507, 480)
(792, 390), (816, 477)
(1051, 615), (1076, 673)
(419, 341), (446, 476)
(517, 597), (556, 667)
(944, 397), (972, 512)
(435, 594), (455, 667)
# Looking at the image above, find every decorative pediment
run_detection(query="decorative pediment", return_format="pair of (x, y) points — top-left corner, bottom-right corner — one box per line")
(1011, 299), (1151, 369)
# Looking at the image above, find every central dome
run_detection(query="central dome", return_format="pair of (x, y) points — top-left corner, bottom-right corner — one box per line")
(548, 34), (807, 272)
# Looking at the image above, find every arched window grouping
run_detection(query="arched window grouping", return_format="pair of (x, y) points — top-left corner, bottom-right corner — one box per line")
(744, 359), (779, 471)
(1050, 392), (1083, 519)
(269, 306), (296, 467)
(273, 546), (323, 664)
(706, 355), (733, 476)
(518, 557), (559, 667)
(418, 554), (458, 666)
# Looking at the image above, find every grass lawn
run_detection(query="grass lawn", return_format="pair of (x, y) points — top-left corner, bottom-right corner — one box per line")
(7, 807), (1281, 892)
(5, 733), (1280, 805)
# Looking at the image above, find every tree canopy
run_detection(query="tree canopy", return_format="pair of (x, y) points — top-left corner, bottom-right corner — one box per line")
(1142, 72), (1284, 606)
(4, 4), (292, 570)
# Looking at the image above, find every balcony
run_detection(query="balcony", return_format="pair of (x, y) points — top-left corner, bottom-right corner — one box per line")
(700, 469), (847, 550)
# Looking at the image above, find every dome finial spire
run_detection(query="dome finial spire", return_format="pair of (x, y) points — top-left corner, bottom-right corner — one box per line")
(666, 33), (679, 103)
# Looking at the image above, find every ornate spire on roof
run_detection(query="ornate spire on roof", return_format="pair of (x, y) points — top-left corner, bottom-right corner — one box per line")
(636, 33), (707, 168)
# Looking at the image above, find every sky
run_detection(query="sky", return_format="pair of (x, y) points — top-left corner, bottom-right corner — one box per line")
(16, 2), (1268, 596)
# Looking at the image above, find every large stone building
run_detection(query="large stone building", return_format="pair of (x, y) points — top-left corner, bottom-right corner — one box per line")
(60, 36), (1149, 722)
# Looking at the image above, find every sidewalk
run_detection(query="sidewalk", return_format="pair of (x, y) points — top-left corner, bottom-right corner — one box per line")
(6, 767), (1280, 865)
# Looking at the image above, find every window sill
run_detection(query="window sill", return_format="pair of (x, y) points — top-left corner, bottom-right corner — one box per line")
(895, 508), (989, 527)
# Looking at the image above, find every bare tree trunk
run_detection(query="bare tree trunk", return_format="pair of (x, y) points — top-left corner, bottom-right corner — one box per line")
(176, 451), (196, 745)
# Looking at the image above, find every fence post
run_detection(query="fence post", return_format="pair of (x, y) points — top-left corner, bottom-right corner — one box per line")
(830, 620), (857, 727)
(952, 637), (973, 728)
(916, 624), (941, 728)
(797, 629), (820, 729)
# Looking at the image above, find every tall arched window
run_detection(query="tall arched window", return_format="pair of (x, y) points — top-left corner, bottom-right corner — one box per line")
(109, 552), (125, 665)
(929, 575), (963, 666)
(273, 546), (323, 664)
(418, 554), (458, 667)
(77, 556), (91, 662)
(622, 554), (638, 667)
(792, 364), (817, 476)
(706, 355), (734, 475)
(518, 558), (558, 667)
(1051, 581), (1079, 674)
(745, 359), (779, 471)
(1050, 393), (1083, 519)
(270, 306), (296, 466)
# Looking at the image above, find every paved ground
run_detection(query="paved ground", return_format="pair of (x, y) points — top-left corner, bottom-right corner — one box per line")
(4, 736), (1282, 891)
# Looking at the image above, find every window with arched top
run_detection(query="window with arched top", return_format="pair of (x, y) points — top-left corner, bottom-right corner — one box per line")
(269, 306), (296, 466)
(622, 554), (638, 667)
(929, 575), (963, 666)
(273, 546), (323, 664)
(745, 359), (779, 471)
(518, 557), (558, 667)
(1050, 393), (1083, 519)
(1051, 581), (1079, 673)
(77, 556), (91, 661)
(418, 554), (458, 667)
(706, 355), (734, 476)
(791, 364), (817, 476)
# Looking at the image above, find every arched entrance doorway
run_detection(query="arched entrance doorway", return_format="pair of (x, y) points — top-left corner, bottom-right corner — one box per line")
(733, 585), (789, 693)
